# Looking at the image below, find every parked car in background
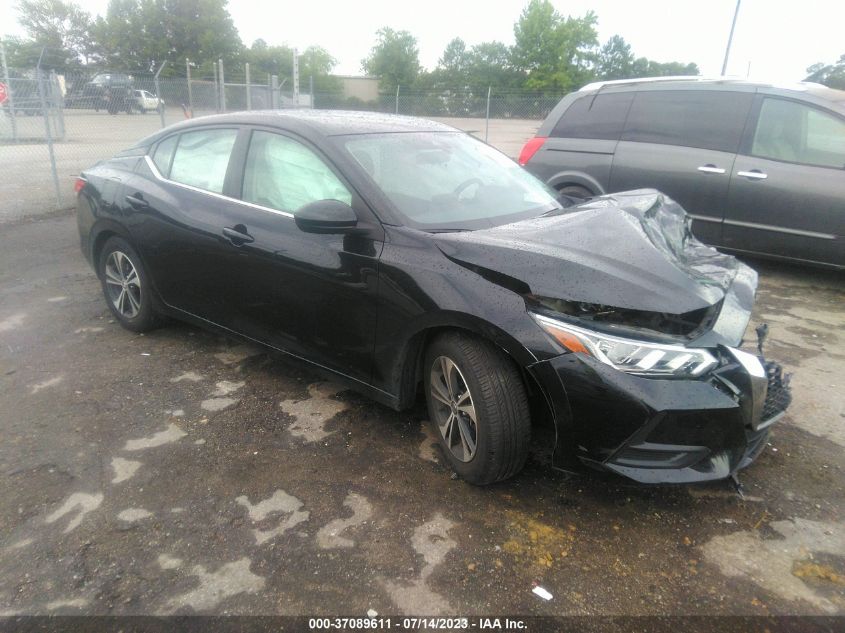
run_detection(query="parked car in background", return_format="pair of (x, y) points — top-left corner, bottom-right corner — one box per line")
(520, 78), (845, 269)
(75, 111), (791, 486)
(133, 89), (163, 113)
(65, 72), (134, 111)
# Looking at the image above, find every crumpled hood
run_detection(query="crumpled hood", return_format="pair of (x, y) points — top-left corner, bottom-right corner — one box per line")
(433, 190), (750, 315)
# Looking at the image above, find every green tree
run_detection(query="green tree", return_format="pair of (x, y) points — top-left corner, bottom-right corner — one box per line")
(511, 0), (598, 93)
(14, 0), (94, 67)
(630, 57), (699, 78)
(93, 0), (242, 73)
(805, 55), (845, 90)
(595, 35), (634, 80)
(239, 40), (339, 93)
(361, 27), (420, 91)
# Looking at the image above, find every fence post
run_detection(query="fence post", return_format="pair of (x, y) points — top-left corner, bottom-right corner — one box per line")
(213, 61), (219, 112)
(36, 67), (62, 208)
(485, 86), (491, 143)
(271, 75), (279, 109)
(50, 69), (65, 140)
(186, 58), (193, 115)
(154, 60), (167, 128)
(245, 62), (251, 111)
(218, 59), (226, 111)
(1, 40), (18, 140)
(395, 84), (399, 114)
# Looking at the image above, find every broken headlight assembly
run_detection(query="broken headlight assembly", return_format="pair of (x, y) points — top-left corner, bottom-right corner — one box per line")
(532, 313), (718, 378)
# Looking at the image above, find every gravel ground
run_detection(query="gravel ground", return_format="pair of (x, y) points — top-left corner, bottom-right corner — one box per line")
(0, 211), (843, 619)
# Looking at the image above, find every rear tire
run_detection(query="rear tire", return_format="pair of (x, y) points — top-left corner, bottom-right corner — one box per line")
(98, 237), (160, 333)
(556, 184), (593, 200)
(424, 332), (530, 485)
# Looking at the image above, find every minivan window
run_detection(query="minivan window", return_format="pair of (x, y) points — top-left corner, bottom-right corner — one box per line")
(169, 128), (237, 193)
(622, 90), (753, 153)
(752, 98), (845, 169)
(551, 92), (634, 140)
(242, 131), (352, 213)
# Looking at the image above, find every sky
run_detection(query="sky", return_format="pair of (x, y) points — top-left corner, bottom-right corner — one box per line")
(2, 0), (844, 82)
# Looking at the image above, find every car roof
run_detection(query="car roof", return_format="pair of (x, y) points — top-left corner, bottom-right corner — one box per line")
(579, 76), (845, 102)
(134, 110), (457, 149)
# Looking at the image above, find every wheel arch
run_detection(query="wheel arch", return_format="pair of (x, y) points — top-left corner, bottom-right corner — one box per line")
(545, 170), (606, 196)
(391, 314), (552, 427)
(90, 221), (132, 271)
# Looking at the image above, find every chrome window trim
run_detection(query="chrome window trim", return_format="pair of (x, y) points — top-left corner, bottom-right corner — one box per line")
(144, 154), (295, 219)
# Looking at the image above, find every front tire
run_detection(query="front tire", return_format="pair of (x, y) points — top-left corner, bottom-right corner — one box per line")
(424, 332), (530, 485)
(98, 237), (159, 332)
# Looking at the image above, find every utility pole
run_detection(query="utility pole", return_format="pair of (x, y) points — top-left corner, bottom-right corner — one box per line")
(721, 0), (741, 76)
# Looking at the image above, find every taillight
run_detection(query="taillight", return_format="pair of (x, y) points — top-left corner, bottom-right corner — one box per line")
(518, 136), (547, 166)
(74, 177), (86, 194)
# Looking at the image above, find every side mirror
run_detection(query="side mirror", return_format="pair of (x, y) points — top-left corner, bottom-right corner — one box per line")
(294, 199), (358, 234)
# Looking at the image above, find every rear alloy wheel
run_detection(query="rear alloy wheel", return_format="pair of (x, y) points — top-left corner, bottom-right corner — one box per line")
(424, 332), (530, 485)
(98, 236), (159, 332)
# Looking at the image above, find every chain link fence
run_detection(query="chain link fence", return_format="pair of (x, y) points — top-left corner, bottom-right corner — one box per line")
(1, 62), (555, 221)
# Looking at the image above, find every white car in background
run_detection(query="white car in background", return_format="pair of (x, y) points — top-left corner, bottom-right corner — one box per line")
(133, 90), (163, 113)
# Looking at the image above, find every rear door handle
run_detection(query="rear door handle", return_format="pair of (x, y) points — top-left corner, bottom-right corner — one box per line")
(737, 170), (768, 180)
(125, 193), (149, 209)
(222, 226), (254, 244)
(697, 164), (726, 174)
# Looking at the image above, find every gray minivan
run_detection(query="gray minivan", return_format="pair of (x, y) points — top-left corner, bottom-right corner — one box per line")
(520, 78), (845, 269)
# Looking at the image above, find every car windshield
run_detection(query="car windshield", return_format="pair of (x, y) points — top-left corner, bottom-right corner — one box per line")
(343, 132), (561, 230)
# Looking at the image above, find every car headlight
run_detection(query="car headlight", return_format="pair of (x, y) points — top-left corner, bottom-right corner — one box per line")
(532, 313), (717, 377)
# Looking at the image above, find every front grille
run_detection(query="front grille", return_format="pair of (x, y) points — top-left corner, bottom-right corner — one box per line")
(761, 361), (791, 422)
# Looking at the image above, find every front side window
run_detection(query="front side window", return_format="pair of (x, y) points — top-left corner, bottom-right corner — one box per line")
(242, 131), (352, 213)
(344, 132), (560, 230)
(752, 98), (845, 168)
(622, 90), (753, 153)
(169, 128), (237, 193)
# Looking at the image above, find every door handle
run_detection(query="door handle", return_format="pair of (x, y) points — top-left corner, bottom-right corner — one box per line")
(125, 193), (150, 209)
(697, 164), (726, 174)
(737, 170), (768, 180)
(222, 226), (254, 244)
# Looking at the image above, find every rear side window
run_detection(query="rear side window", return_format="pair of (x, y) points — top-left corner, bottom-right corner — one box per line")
(752, 98), (845, 168)
(622, 90), (753, 152)
(169, 128), (237, 193)
(152, 135), (178, 177)
(551, 92), (634, 140)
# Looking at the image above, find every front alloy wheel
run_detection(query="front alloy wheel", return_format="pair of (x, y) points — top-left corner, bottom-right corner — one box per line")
(430, 355), (478, 462)
(424, 332), (531, 485)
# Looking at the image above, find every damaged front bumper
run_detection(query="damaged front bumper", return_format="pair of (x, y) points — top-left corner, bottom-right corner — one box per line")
(529, 346), (792, 484)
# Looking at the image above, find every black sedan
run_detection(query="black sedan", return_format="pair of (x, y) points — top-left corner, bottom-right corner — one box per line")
(75, 110), (791, 485)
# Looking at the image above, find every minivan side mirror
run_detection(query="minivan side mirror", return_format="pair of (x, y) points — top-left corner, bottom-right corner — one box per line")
(294, 199), (358, 234)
